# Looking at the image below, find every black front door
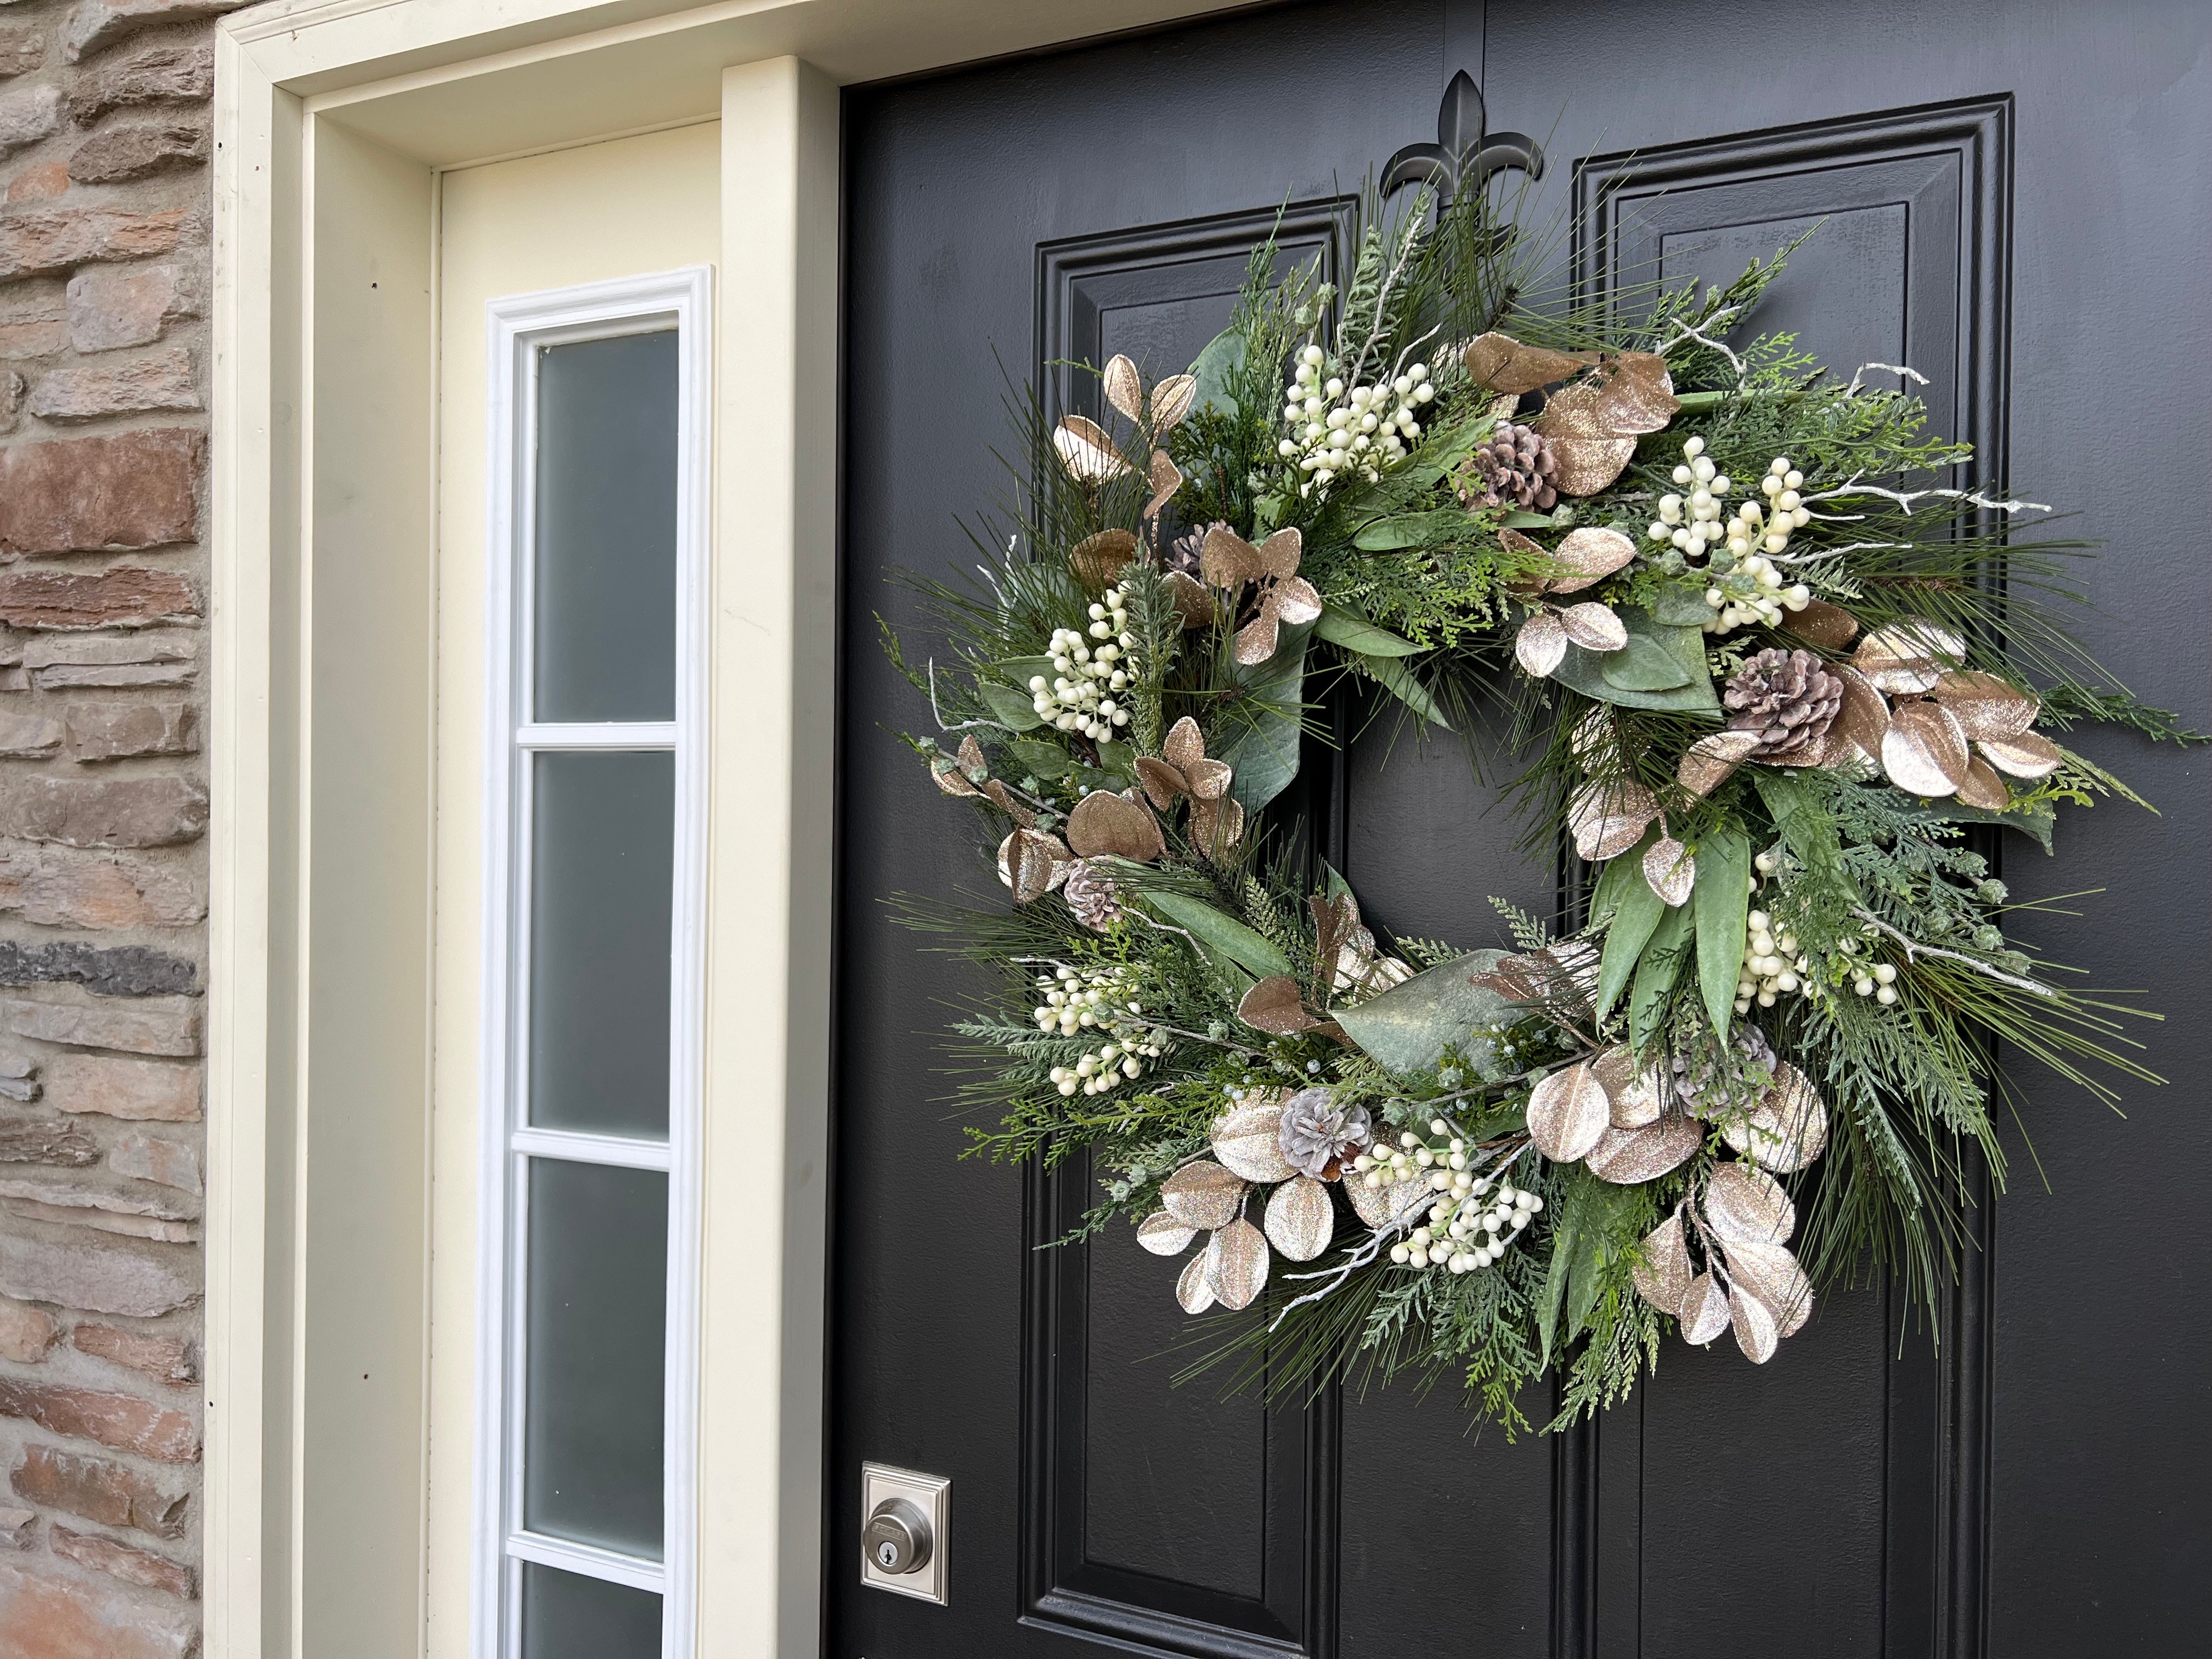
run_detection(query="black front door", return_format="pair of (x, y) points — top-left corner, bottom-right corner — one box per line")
(832, 4), (2209, 1655)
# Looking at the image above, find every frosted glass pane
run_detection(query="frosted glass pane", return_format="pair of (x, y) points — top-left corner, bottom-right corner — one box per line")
(533, 330), (678, 723)
(520, 1562), (661, 1659)
(528, 751), (673, 1137)
(523, 1158), (667, 1557)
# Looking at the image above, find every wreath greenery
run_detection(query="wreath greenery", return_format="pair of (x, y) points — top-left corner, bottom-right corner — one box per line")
(885, 176), (2192, 1433)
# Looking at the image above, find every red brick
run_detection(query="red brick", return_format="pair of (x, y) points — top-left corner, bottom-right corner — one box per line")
(70, 1322), (193, 1386)
(0, 567), (198, 630)
(0, 1378), (197, 1462)
(50, 1525), (195, 1600)
(0, 429), (200, 556)
(0, 1560), (195, 1658)
(10, 1443), (185, 1538)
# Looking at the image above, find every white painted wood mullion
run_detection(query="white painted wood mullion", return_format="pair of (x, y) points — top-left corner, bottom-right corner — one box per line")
(475, 266), (711, 1659)
(509, 1126), (671, 1171)
(505, 1529), (667, 1595)
(515, 720), (678, 751)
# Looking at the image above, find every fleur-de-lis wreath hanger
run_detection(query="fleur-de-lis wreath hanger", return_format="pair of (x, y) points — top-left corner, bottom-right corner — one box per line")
(1382, 69), (1545, 201)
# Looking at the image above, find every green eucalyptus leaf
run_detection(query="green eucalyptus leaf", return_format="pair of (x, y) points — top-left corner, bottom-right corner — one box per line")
(1901, 796), (2058, 853)
(1647, 579), (1722, 628)
(1551, 606), (1717, 711)
(1596, 633), (1695, 692)
(1501, 509), (1553, 529)
(999, 654), (1057, 684)
(1139, 890), (1293, 980)
(1006, 737), (1074, 778)
(1692, 827), (1751, 1039)
(1316, 605), (1424, 657)
(977, 681), (1043, 731)
(1188, 326), (1245, 420)
(1093, 738), (1137, 780)
(1353, 509), (1473, 550)
(1218, 622), (1312, 814)
(1629, 902), (1695, 1050)
(1538, 1183), (1583, 1367)
(1333, 950), (1512, 1079)
(1595, 834), (1667, 1023)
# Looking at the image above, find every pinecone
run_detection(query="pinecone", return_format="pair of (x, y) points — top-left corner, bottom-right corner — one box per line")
(1276, 1087), (1373, 1180)
(1671, 1023), (1777, 1119)
(1167, 520), (1226, 581)
(1060, 859), (1125, 932)
(1724, 647), (1845, 763)
(1454, 422), (1559, 511)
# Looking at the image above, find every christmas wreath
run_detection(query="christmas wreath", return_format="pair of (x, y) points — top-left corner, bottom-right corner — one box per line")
(886, 169), (2190, 1432)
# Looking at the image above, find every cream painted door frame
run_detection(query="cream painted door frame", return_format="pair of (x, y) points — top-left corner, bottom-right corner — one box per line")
(211, 2), (1228, 1655)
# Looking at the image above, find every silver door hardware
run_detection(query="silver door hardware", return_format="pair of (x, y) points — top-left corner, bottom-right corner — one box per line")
(859, 1463), (950, 1605)
(865, 1497), (931, 1575)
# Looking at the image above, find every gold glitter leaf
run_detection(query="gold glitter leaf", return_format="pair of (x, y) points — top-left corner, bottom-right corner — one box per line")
(1146, 448), (1182, 520)
(1163, 569), (1215, 629)
(1176, 1250), (1216, 1314)
(1723, 1237), (1814, 1337)
(1065, 789), (1165, 861)
(1069, 528), (1138, 590)
(1933, 672), (2040, 741)
(1102, 354), (1143, 422)
(1723, 1063), (1830, 1174)
(1516, 610), (1568, 678)
(1976, 729), (2063, 779)
(1545, 526), (1640, 593)
(1149, 373), (1198, 432)
(1587, 352), (1680, 435)
(1558, 601), (1629, 652)
(1347, 1170), (1423, 1229)
(1728, 1282), (1781, 1363)
(1527, 1060), (1611, 1163)
(1882, 699), (1971, 797)
(1855, 618), (1964, 695)
(1206, 1217), (1271, 1311)
(1678, 729), (1762, 797)
(1831, 665), (1892, 761)
(1053, 414), (1131, 483)
(1137, 1211), (1197, 1257)
(1568, 777), (1660, 862)
(1462, 331), (1595, 394)
(1237, 975), (1321, 1037)
(1586, 1114), (1702, 1183)
(1643, 836), (1696, 907)
(1160, 1161), (1244, 1231)
(997, 830), (1071, 903)
(1632, 1210), (1695, 1318)
(1211, 1101), (1297, 1184)
(1782, 598), (1861, 650)
(1544, 433), (1639, 497)
(1953, 756), (2010, 809)
(1702, 1162), (1795, 1247)
(1265, 1176), (1334, 1263)
(1680, 1271), (1731, 1345)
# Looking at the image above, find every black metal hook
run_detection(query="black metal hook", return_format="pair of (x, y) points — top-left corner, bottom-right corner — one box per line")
(1382, 70), (1545, 200)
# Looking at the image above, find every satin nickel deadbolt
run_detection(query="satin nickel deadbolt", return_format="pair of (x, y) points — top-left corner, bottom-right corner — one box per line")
(859, 1463), (950, 1605)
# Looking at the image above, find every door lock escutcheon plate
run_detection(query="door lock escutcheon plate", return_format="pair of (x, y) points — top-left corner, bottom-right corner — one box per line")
(860, 1463), (950, 1605)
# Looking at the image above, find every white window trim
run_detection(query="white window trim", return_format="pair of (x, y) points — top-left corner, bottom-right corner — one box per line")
(476, 266), (713, 1659)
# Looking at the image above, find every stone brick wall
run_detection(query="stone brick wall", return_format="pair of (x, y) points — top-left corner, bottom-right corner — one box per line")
(0, 2), (234, 1652)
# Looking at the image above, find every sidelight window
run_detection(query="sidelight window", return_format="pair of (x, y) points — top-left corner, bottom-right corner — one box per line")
(477, 270), (710, 1659)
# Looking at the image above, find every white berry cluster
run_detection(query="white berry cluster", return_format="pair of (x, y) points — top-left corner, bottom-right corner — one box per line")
(1036, 963), (1163, 1096)
(1029, 585), (1133, 740)
(1278, 343), (1434, 498)
(1645, 440), (1818, 634)
(1734, 855), (1900, 1014)
(1353, 1120), (1544, 1274)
